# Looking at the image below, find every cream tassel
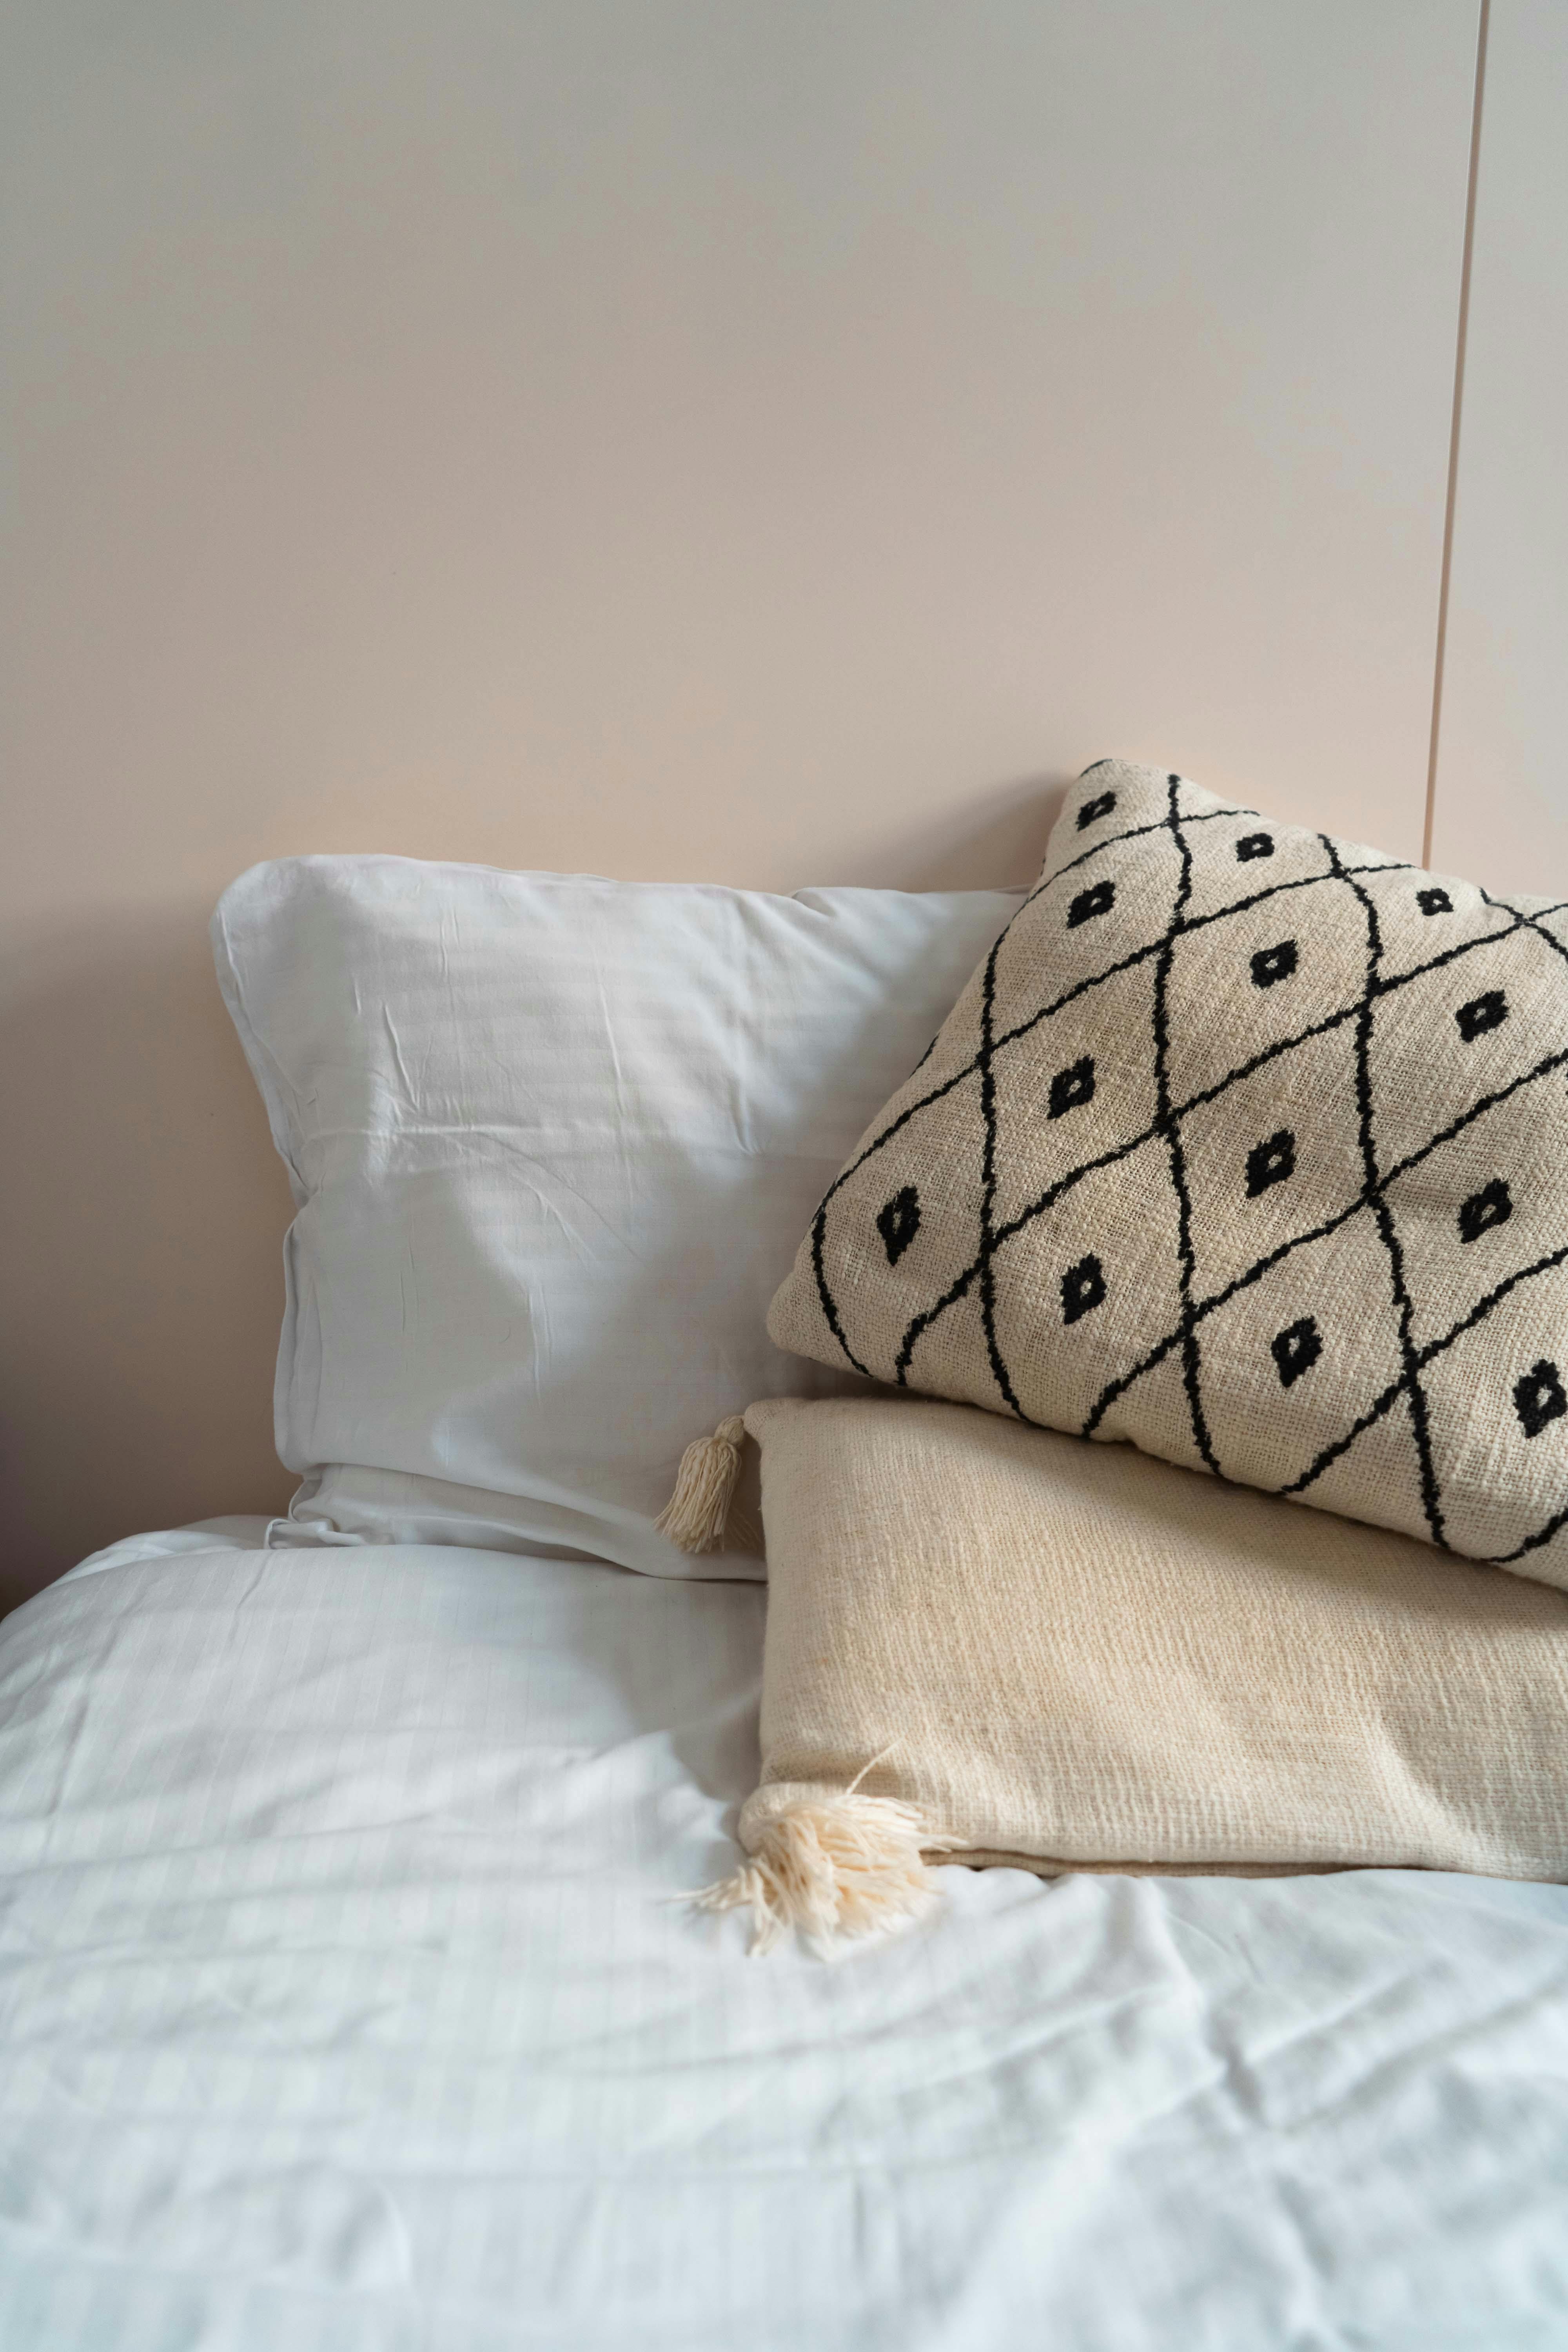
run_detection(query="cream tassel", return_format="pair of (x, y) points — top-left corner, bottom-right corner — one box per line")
(693, 1768), (961, 1954)
(656, 1414), (750, 1553)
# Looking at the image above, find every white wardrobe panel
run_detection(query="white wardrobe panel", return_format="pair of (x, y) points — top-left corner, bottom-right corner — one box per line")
(5, 1), (1477, 908)
(1431, 0), (1568, 894)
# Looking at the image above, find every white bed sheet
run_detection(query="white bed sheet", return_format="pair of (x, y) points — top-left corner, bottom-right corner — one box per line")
(2, 1532), (1566, 2351)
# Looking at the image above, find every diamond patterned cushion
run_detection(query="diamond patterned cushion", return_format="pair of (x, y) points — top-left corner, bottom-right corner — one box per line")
(768, 760), (1568, 1588)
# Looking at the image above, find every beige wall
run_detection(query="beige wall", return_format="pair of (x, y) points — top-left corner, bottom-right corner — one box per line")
(2, 2), (1492, 1602)
(1430, 0), (1568, 895)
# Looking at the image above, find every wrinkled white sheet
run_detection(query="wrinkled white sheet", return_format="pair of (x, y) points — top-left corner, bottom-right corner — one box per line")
(2, 1534), (1566, 2350)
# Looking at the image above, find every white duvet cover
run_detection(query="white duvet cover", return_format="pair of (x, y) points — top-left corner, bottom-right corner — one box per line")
(2, 1531), (1566, 2350)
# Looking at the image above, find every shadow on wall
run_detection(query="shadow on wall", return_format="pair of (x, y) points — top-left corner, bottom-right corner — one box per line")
(870, 773), (1062, 895)
(0, 778), (1061, 1614)
(0, 907), (296, 1610)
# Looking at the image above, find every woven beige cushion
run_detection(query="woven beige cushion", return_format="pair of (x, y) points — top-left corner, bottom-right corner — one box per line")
(769, 760), (1568, 1588)
(740, 1395), (1568, 1880)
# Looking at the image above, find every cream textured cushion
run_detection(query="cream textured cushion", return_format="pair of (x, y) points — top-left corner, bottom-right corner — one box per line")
(739, 1395), (1568, 1882)
(769, 760), (1568, 1587)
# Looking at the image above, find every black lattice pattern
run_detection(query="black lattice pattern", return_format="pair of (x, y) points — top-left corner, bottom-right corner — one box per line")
(795, 763), (1568, 1572)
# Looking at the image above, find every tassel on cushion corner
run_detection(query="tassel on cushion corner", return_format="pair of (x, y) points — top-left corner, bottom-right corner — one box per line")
(767, 759), (1568, 1589)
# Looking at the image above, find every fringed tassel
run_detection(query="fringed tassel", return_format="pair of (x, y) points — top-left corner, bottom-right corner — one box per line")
(693, 1780), (961, 1955)
(656, 1414), (749, 1553)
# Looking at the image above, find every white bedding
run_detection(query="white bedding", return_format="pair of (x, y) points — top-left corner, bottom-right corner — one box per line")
(212, 857), (1018, 1574)
(2, 1533), (1567, 2350)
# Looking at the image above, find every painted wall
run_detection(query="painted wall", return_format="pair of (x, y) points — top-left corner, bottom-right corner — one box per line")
(1, 2), (1503, 1601)
(1430, 0), (1568, 894)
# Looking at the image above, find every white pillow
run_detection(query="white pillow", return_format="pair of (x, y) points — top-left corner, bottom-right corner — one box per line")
(213, 856), (1019, 1576)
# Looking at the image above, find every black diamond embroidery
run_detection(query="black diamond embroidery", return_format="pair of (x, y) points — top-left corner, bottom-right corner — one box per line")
(1250, 939), (1298, 990)
(805, 760), (1568, 1574)
(1047, 1056), (1096, 1119)
(1067, 879), (1116, 929)
(1515, 1360), (1567, 1441)
(1456, 989), (1508, 1043)
(1245, 1128), (1296, 1198)
(1458, 1178), (1513, 1245)
(1271, 1316), (1322, 1389)
(875, 1185), (921, 1266)
(1060, 1253), (1106, 1326)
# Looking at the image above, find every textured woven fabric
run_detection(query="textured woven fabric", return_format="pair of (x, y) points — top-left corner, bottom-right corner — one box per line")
(742, 1395), (1568, 1879)
(769, 760), (1568, 1586)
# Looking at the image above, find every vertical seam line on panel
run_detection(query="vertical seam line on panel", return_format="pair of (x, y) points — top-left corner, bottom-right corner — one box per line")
(1424, 0), (1491, 869)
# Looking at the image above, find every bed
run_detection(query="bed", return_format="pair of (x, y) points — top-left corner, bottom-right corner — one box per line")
(4, 844), (1567, 2348)
(1, 1518), (1565, 2348)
